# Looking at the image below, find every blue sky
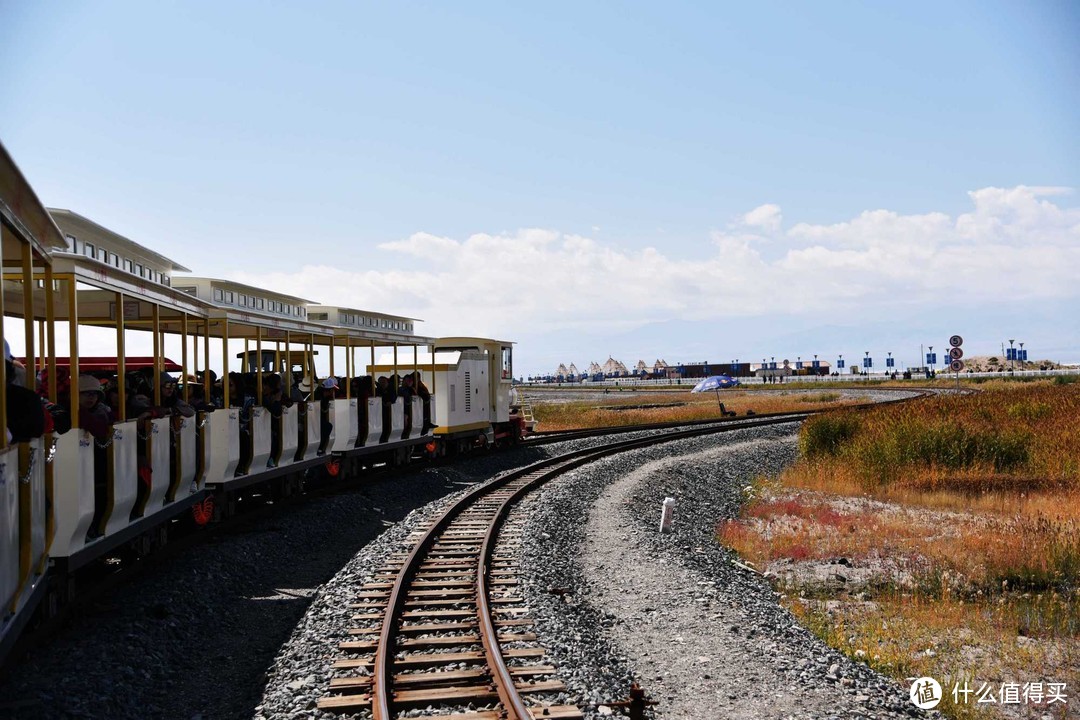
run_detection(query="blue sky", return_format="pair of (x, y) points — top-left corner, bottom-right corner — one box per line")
(2, 1), (1078, 374)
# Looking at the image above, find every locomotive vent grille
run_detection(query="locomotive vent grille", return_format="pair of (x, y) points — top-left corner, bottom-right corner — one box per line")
(464, 372), (471, 413)
(450, 385), (456, 413)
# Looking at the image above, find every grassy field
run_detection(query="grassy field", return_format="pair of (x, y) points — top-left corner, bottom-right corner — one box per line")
(718, 382), (1079, 719)
(528, 387), (859, 430)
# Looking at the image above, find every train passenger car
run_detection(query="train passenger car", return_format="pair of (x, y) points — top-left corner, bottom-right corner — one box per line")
(304, 303), (435, 468)
(45, 210), (216, 568)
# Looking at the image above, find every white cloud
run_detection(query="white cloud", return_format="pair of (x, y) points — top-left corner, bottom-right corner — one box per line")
(741, 203), (783, 232)
(229, 185), (1080, 360)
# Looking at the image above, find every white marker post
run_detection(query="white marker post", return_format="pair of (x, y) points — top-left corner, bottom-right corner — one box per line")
(659, 497), (676, 533)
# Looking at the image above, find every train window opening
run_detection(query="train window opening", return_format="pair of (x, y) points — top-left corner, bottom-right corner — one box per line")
(97, 247), (107, 263)
(135, 263), (143, 277)
(256, 298), (264, 309)
(65, 234), (76, 251)
(213, 288), (223, 301)
(226, 291), (234, 303)
(124, 259), (133, 272)
(83, 242), (95, 258)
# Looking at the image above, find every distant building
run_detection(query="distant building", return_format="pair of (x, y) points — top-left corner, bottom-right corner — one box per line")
(601, 356), (629, 377)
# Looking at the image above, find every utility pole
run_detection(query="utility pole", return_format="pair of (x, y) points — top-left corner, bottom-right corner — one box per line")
(1009, 338), (1015, 371)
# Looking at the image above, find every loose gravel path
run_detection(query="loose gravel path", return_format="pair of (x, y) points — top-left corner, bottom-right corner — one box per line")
(515, 424), (932, 720)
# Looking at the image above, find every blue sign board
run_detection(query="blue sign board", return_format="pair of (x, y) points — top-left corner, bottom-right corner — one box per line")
(811, 360), (820, 368)
(926, 353), (937, 366)
(1021, 349), (1028, 361)
(886, 358), (895, 368)
(837, 359), (845, 369)
(863, 357), (873, 368)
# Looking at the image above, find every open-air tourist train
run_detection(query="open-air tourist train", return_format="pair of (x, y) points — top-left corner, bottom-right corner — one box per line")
(0, 141), (523, 661)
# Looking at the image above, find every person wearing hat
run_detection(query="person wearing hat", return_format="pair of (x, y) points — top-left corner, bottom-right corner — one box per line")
(4, 339), (45, 443)
(296, 376), (314, 401)
(157, 371), (195, 419)
(77, 375), (112, 442)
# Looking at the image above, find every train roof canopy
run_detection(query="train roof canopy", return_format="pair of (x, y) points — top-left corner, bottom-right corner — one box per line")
(0, 143), (69, 259)
(305, 304), (430, 343)
(49, 209), (192, 276)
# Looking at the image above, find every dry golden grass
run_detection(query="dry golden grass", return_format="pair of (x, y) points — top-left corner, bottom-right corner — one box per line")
(718, 384), (1080, 719)
(530, 388), (859, 431)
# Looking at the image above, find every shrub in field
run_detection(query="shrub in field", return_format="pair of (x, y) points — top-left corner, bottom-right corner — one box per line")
(799, 413), (861, 458)
(797, 385), (1079, 490)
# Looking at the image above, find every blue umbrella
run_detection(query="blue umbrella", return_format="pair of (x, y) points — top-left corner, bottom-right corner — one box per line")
(691, 375), (740, 392)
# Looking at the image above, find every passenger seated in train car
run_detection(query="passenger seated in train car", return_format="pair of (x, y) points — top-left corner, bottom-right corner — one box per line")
(35, 367), (72, 435)
(409, 371), (435, 434)
(229, 372), (257, 475)
(376, 375), (393, 443)
(263, 373), (290, 468)
(78, 375), (113, 539)
(292, 376), (313, 462)
(188, 370), (217, 412)
(157, 372), (195, 420)
(399, 374), (415, 434)
(292, 374), (311, 403)
(354, 375), (373, 443)
(127, 371), (195, 515)
(316, 377), (338, 455)
(4, 340), (45, 443)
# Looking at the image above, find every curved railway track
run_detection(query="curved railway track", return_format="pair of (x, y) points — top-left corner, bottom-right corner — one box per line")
(318, 413), (810, 719)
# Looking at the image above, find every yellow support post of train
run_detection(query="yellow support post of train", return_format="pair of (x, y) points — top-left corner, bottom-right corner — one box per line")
(115, 291), (127, 421)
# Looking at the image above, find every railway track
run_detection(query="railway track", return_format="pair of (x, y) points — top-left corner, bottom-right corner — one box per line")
(318, 414), (809, 719)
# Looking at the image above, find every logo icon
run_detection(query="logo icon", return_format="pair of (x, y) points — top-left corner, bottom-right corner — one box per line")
(910, 677), (942, 709)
